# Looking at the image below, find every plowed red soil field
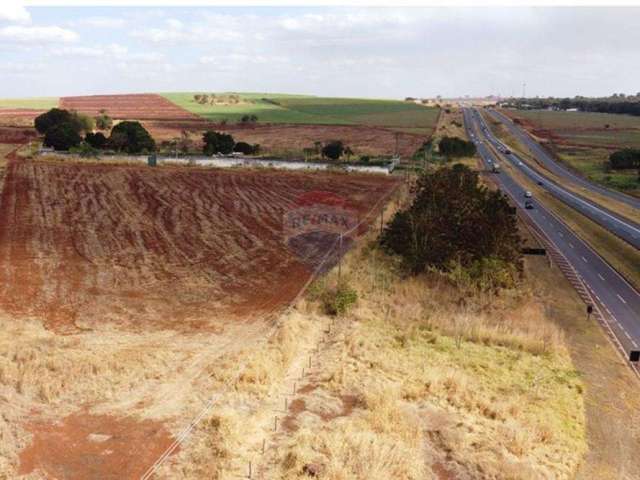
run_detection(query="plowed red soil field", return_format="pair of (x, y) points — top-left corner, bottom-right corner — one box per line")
(0, 159), (396, 332)
(60, 93), (200, 120)
(145, 120), (426, 157)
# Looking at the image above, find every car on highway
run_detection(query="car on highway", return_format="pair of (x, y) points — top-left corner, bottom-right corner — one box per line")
(524, 191), (532, 198)
(518, 161), (523, 166)
(524, 200), (534, 209)
(537, 181), (544, 186)
(504, 148), (511, 154)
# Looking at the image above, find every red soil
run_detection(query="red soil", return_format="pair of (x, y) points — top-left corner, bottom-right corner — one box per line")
(145, 120), (426, 157)
(19, 412), (177, 480)
(0, 159), (396, 332)
(60, 94), (201, 120)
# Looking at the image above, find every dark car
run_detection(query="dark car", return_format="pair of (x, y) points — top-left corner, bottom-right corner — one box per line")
(537, 181), (544, 186)
(524, 200), (534, 209)
(504, 148), (511, 154)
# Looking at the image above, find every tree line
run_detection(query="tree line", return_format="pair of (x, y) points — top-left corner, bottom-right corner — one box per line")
(504, 95), (640, 117)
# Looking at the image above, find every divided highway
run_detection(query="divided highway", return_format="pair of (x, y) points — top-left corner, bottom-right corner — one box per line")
(487, 108), (640, 211)
(471, 109), (640, 249)
(463, 107), (640, 366)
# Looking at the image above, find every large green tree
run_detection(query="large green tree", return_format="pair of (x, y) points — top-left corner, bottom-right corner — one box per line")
(108, 121), (155, 153)
(380, 164), (522, 279)
(35, 108), (73, 134)
(43, 123), (82, 151)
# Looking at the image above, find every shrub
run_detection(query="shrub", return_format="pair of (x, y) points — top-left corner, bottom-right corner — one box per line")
(202, 130), (235, 155)
(380, 164), (522, 276)
(322, 282), (358, 316)
(609, 148), (640, 170)
(43, 122), (82, 151)
(322, 140), (345, 160)
(438, 136), (476, 158)
(233, 141), (256, 155)
(108, 121), (155, 153)
(70, 141), (99, 158)
(85, 132), (108, 149)
(95, 111), (113, 130)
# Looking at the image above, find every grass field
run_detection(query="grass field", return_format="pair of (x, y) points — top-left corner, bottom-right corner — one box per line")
(502, 109), (640, 196)
(0, 97), (59, 109)
(163, 92), (440, 131)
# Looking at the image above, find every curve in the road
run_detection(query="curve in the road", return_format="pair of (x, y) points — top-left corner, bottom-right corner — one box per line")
(463, 107), (640, 370)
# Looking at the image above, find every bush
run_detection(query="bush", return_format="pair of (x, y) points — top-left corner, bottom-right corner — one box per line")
(95, 111), (113, 130)
(85, 132), (108, 149)
(43, 122), (82, 151)
(70, 141), (99, 158)
(438, 136), (476, 158)
(233, 141), (256, 155)
(322, 282), (358, 316)
(322, 140), (345, 160)
(380, 164), (522, 277)
(108, 121), (155, 153)
(609, 148), (640, 170)
(203, 130), (235, 155)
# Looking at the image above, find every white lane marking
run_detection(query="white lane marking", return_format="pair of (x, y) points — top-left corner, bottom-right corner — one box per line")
(569, 243), (574, 249)
(582, 256), (588, 263)
(598, 273), (605, 281)
(617, 294), (627, 304)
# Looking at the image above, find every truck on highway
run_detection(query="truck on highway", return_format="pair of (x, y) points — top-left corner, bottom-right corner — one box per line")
(492, 163), (501, 173)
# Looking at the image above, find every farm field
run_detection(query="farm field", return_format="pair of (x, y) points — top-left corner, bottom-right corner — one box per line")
(0, 97), (59, 110)
(501, 109), (640, 196)
(145, 120), (428, 157)
(0, 159), (397, 332)
(60, 93), (201, 120)
(162, 92), (440, 133)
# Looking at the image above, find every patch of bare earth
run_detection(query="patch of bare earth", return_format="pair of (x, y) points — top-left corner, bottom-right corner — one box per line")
(144, 120), (428, 157)
(18, 413), (176, 479)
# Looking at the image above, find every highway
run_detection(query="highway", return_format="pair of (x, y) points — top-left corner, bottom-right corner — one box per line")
(463, 107), (640, 366)
(470, 109), (640, 250)
(487, 108), (640, 212)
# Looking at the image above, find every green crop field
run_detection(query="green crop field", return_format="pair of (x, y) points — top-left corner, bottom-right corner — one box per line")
(0, 97), (59, 109)
(504, 109), (640, 197)
(162, 92), (439, 130)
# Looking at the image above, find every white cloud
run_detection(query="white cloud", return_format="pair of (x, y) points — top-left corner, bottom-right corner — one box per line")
(0, 25), (78, 43)
(0, 1), (30, 24)
(73, 16), (126, 29)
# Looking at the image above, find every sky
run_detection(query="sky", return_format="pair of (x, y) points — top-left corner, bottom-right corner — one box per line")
(1, 5), (640, 99)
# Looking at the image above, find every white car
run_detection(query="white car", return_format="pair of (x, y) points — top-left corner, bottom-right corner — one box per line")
(518, 161), (523, 166)
(524, 191), (532, 198)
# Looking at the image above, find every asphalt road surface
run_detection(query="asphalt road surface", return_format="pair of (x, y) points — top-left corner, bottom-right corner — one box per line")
(463, 107), (640, 367)
(487, 108), (640, 212)
(471, 109), (640, 250)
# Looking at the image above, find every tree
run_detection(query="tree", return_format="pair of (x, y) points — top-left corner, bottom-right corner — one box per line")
(108, 121), (155, 153)
(380, 164), (522, 281)
(95, 111), (113, 130)
(85, 131), (108, 149)
(609, 149), (640, 170)
(43, 122), (82, 151)
(438, 136), (476, 158)
(35, 108), (74, 134)
(233, 141), (256, 155)
(202, 130), (235, 155)
(70, 111), (95, 133)
(322, 140), (345, 160)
